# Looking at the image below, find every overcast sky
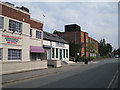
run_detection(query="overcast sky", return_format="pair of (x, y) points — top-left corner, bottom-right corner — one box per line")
(6, 1), (118, 49)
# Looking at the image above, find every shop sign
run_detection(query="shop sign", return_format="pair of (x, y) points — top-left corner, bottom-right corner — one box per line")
(2, 34), (22, 45)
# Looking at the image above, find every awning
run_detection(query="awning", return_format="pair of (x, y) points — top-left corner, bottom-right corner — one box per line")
(30, 46), (45, 53)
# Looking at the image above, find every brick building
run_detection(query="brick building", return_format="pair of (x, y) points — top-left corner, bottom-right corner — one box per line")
(0, 1), (47, 74)
(57, 24), (98, 57)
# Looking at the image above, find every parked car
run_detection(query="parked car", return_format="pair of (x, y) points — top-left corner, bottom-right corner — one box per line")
(115, 55), (119, 58)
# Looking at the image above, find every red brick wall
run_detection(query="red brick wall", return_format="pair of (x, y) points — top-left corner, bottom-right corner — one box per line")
(2, 4), (30, 23)
(81, 31), (84, 56)
(84, 32), (89, 57)
(1, 3), (43, 30)
(88, 37), (98, 56)
(57, 31), (81, 44)
(30, 20), (43, 30)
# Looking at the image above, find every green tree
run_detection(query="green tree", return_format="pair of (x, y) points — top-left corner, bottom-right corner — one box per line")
(117, 48), (120, 56)
(53, 30), (62, 34)
(98, 39), (112, 56)
(113, 49), (117, 55)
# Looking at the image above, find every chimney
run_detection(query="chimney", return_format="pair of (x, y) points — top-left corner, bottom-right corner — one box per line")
(20, 6), (29, 13)
(5, 2), (15, 7)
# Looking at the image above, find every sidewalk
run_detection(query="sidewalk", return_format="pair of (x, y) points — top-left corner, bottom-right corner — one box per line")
(2, 62), (86, 84)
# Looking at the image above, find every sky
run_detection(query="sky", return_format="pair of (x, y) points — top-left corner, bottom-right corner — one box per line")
(3, 0), (118, 49)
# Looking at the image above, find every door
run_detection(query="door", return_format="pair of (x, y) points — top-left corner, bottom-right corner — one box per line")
(60, 49), (62, 60)
(46, 49), (51, 60)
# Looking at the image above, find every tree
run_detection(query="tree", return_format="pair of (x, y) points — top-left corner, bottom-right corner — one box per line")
(117, 48), (120, 56)
(53, 30), (62, 34)
(113, 49), (117, 56)
(98, 39), (112, 56)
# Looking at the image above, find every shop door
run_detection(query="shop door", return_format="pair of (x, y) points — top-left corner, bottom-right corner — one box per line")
(60, 49), (62, 60)
(46, 49), (51, 60)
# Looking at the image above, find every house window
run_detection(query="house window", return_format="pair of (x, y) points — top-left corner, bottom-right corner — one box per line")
(66, 49), (68, 58)
(0, 48), (2, 60)
(63, 49), (65, 58)
(0, 17), (4, 29)
(56, 48), (58, 58)
(9, 20), (22, 33)
(52, 48), (55, 58)
(36, 30), (41, 39)
(8, 49), (21, 60)
(30, 29), (32, 37)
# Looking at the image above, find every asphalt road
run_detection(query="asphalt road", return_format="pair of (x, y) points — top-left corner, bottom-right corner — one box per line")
(3, 58), (119, 88)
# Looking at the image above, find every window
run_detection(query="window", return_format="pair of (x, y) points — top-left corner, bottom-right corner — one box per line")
(9, 20), (22, 33)
(56, 48), (58, 58)
(0, 17), (4, 29)
(63, 49), (65, 58)
(66, 49), (68, 58)
(82, 53), (84, 55)
(8, 49), (21, 60)
(0, 48), (2, 60)
(30, 29), (32, 37)
(52, 48), (55, 58)
(86, 39), (88, 43)
(81, 33), (84, 37)
(36, 30), (41, 39)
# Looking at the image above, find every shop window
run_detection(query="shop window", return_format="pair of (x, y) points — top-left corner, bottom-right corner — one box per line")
(36, 30), (41, 39)
(8, 49), (21, 60)
(66, 49), (68, 58)
(0, 48), (2, 60)
(56, 48), (58, 58)
(0, 17), (4, 29)
(30, 29), (32, 37)
(52, 48), (55, 58)
(63, 49), (65, 58)
(9, 20), (22, 33)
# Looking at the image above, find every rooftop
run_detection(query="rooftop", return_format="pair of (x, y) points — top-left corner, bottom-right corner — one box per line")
(43, 31), (69, 44)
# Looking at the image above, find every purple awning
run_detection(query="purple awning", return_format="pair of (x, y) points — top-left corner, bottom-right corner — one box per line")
(30, 46), (45, 53)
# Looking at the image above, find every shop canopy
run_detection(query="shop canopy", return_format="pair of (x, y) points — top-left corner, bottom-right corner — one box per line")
(30, 46), (45, 53)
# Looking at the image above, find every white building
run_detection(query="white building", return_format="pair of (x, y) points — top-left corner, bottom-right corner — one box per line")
(43, 31), (70, 67)
(0, 2), (47, 74)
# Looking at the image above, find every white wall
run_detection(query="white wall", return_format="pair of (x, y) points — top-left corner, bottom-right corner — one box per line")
(0, 15), (43, 62)
(43, 40), (69, 61)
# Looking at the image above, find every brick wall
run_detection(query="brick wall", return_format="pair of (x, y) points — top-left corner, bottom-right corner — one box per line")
(57, 31), (81, 44)
(81, 31), (84, 56)
(1, 3), (43, 30)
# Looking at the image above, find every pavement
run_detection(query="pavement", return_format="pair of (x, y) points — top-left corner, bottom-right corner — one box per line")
(2, 61), (95, 85)
(2, 58), (119, 88)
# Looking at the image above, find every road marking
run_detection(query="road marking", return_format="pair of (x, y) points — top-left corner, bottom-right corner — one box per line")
(107, 70), (118, 88)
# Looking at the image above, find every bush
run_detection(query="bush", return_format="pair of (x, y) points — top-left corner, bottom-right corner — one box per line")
(79, 56), (86, 62)
(101, 56), (109, 59)
(87, 56), (97, 61)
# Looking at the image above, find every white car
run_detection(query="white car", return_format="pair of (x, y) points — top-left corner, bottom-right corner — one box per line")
(115, 55), (119, 58)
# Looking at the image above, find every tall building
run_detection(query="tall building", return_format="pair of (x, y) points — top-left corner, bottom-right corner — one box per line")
(57, 24), (98, 57)
(0, 1), (47, 74)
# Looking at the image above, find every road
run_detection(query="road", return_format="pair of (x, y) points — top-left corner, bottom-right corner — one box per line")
(3, 58), (119, 88)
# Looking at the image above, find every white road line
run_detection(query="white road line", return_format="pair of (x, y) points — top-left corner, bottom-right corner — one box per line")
(107, 70), (118, 88)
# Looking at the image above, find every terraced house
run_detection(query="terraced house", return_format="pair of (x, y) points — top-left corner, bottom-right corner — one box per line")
(0, 2), (47, 74)
(57, 24), (98, 58)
